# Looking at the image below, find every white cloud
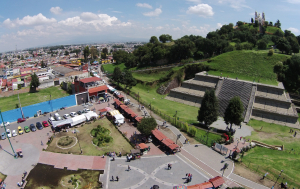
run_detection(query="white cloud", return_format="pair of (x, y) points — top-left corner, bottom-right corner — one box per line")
(3, 13), (56, 28)
(156, 26), (163, 30)
(80, 12), (100, 21)
(286, 0), (300, 4)
(173, 27), (180, 31)
(143, 8), (162, 17)
(217, 23), (223, 28)
(112, 11), (122, 13)
(218, 0), (250, 10)
(186, 0), (202, 3)
(50, 6), (63, 15)
(186, 4), (214, 17)
(287, 27), (299, 33)
(136, 3), (152, 9)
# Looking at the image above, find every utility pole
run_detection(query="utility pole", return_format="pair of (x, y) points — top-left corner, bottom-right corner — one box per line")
(18, 91), (24, 119)
(0, 110), (17, 158)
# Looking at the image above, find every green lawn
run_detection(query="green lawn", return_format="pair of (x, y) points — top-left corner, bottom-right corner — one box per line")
(0, 172), (7, 181)
(206, 50), (290, 85)
(46, 119), (132, 156)
(298, 113), (300, 123)
(0, 86), (68, 112)
(102, 63), (126, 74)
(242, 119), (300, 187)
(132, 71), (169, 82)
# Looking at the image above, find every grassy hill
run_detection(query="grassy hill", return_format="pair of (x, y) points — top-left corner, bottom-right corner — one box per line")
(242, 24), (283, 34)
(205, 50), (290, 85)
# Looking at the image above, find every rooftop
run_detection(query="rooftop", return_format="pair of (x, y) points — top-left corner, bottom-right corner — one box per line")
(80, 77), (101, 83)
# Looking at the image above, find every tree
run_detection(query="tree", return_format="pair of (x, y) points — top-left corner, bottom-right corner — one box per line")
(20, 55), (24, 60)
(235, 43), (243, 50)
(112, 67), (122, 86)
(236, 21), (244, 27)
(101, 52), (107, 59)
(277, 38), (291, 54)
(29, 73), (40, 92)
(283, 56), (300, 93)
(257, 40), (267, 50)
(251, 18), (254, 24)
(197, 90), (219, 127)
(269, 21), (273, 26)
(159, 34), (172, 43)
(102, 48), (108, 54)
(274, 19), (281, 28)
(90, 46), (98, 59)
(64, 50), (69, 56)
(113, 50), (128, 64)
(254, 20), (258, 27)
(121, 70), (137, 90)
(224, 96), (244, 130)
(83, 46), (90, 61)
(137, 117), (157, 136)
(149, 36), (159, 44)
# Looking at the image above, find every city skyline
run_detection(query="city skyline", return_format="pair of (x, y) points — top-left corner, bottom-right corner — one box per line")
(1, 0), (300, 52)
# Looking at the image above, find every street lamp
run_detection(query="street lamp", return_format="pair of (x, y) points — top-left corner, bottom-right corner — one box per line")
(273, 170), (284, 188)
(0, 110), (17, 158)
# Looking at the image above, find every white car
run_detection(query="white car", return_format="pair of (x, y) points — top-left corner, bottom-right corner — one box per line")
(83, 108), (90, 113)
(70, 112), (77, 117)
(12, 130), (17, 137)
(48, 117), (55, 125)
(1, 122), (10, 128)
(63, 114), (70, 119)
(6, 129), (11, 138)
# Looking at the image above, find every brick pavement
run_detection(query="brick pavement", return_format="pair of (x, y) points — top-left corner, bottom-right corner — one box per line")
(38, 151), (106, 170)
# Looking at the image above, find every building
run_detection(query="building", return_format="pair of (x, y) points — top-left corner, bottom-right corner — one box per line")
(73, 77), (108, 100)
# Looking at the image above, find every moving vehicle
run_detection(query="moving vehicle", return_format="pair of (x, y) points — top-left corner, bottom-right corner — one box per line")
(6, 129), (11, 138)
(12, 130), (17, 137)
(30, 124), (37, 132)
(63, 114), (70, 119)
(17, 118), (26, 123)
(70, 112), (77, 117)
(18, 126), (24, 135)
(42, 121), (49, 127)
(1, 132), (6, 140)
(36, 122), (43, 130)
(1, 122), (10, 127)
(24, 126), (30, 133)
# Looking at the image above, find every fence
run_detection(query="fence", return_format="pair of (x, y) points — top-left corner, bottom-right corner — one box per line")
(0, 95), (76, 123)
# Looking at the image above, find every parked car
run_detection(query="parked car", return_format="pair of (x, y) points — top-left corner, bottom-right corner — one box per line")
(6, 129), (11, 138)
(1, 122), (10, 128)
(48, 117), (55, 125)
(24, 126), (30, 133)
(1, 132), (6, 140)
(30, 124), (36, 132)
(42, 121), (49, 127)
(54, 113), (63, 121)
(18, 126), (24, 135)
(36, 122), (43, 130)
(12, 130), (17, 137)
(83, 108), (90, 113)
(70, 112), (77, 117)
(77, 110), (83, 115)
(17, 118), (26, 123)
(63, 114), (70, 119)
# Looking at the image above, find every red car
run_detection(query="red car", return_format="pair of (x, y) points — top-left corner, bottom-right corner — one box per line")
(42, 121), (49, 127)
(17, 118), (26, 123)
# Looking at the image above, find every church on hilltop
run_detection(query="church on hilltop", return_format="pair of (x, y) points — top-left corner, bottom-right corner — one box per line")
(255, 11), (265, 33)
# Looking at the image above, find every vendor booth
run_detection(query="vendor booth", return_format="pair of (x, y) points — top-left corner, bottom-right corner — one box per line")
(113, 99), (123, 108)
(99, 107), (112, 116)
(187, 182), (213, 189)
(114, 114), (125, 126)
(209, 176), (224, 188)
(127, 149), (141, 161)
(138, 143), (150, 154)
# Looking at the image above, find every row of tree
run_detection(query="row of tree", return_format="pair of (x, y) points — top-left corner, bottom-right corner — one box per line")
(112, 67), (137, 90)
(198, 90), (244, 130)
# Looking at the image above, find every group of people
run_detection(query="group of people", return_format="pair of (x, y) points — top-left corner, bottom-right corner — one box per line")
(111, 176), (119, 182)
(289, 129), (298, 137)
(17, 171), (27, 187)
(185, 173), (193, 183)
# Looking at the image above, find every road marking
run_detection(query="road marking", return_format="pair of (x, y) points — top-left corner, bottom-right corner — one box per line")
(105, 159), (111, 189)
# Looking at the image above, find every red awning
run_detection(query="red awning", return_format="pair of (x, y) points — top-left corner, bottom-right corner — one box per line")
(151, 129), (167, 141)
(138, 143), (148, 149)
(120, 105), (128, 110)
(99, 108), (107, 112)
(124, 108), (137, 118)
(187, 182), (213, 189)
(118, 94), (124, 98)
(114, 99), (123, 106)
(209, 176), (224, 187)
(135, 117), (143, 123)
(161, 138), (179, 150)
(88, 85), (108, 94)
(168, 143), (179, 150)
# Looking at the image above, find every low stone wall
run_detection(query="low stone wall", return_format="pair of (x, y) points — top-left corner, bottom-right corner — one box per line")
(251, 108), (298, 125)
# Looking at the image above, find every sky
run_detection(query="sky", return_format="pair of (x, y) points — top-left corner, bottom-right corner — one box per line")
(1, 0), (300, 52)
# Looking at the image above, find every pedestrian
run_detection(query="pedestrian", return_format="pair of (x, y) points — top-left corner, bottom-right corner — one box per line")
(119, 152), (122, 157)
(187, 139), (189, 144)
(41, 140), (43, 146)
(158, 125), (160, 130)
(17, 182), (21, 187)
(128, 165), (131, 171)
(240, 124), (242, 129)
(262, 172), (268, 179)
(167, 164), (170, 170)
(169, 163), (172, 170)
(102, 155), (105, 158)
(190, 174), (192, 182)
(294, 131), (297, 137)
(0, 144), (2, 149)
(111, 176), (114, 182)
(116, 176), (119, 181)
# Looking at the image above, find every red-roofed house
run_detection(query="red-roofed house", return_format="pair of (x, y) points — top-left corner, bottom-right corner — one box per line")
(73, 77), (107, 100)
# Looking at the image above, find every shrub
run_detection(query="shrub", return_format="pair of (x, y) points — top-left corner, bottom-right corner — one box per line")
(268, 49), (274, 56)
(188, 126), (197, 137)
(58, 136), (74, 146)
(181, 123), (189, 132)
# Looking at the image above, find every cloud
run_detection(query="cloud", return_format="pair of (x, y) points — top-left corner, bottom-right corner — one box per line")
(3, 13), (56, 27)
(218, 0), (250, 10)
(217, 23), (223, 28)
(112, 11), (122, 13)
(156, 26), (163, 30)
(287, 27), (299, 33)
(186, 4), (214, 17)
(286, 0), (300, 3)
(80, 12), (100, 21)
(143, 8), (162, 17)
(136, 3), (152, 9)
(50, 6), (63, 15)
(186, 0), (202, 3)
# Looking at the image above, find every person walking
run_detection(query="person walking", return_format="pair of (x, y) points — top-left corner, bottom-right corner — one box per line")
(116, 176), (119, 182)
(262, 172), (268, 179)
(190, 174), (192, 182)
(167, 164), (170, 170)
(111, 176), (114, 182)
(294, 131), (297, 137)
(169, 163), (172, 170)
(128, 165), (131, 171)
